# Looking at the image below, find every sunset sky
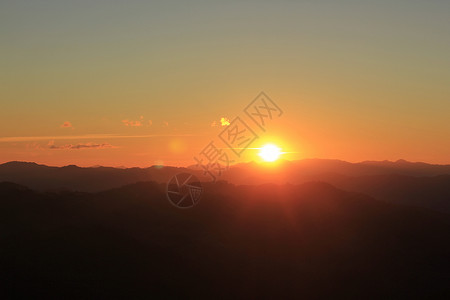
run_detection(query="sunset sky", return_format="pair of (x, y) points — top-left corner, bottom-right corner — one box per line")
(1, 0), (449, 167)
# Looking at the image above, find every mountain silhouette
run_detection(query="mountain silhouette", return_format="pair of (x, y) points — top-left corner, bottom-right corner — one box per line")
(1, 159), (449, 212)
(1, 181), (449, 298)
(0, 161), (198, 192)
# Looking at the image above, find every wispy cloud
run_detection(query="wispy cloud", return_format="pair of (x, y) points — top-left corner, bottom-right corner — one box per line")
(122, 116), (153, 127)
(211, 117), (230, 127)
(220, 117), (230, 126)
(26, 142), (46, 150)
(60, 121), (73, 129)
(49, 142), (116, 150)
(122, 119), (143, 127)
(0, 133), (198, 143)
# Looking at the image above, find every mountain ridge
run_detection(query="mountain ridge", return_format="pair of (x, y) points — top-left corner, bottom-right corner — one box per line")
(1, 178), (449, 298)
(1, 159), (449, 213)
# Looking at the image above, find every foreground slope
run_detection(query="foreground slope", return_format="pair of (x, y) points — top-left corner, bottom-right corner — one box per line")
(1, 181), (448, 298)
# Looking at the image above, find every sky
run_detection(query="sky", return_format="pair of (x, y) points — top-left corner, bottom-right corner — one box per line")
(1, 0), (449, 167)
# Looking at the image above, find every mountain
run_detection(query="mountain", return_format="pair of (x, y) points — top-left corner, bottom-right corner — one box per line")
(3, 159), (450, 191)
(218, 160), (450, 213)
(2, 159), (449, 212)
(0, 161), (202, 192)
(219, 158), (450, 182)
(1, 181), (448, 298)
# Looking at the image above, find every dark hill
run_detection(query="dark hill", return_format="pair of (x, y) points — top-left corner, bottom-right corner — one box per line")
(2, 159), (450, 213)
(1, 181), (448, 298)
(0, 161), (201, 192)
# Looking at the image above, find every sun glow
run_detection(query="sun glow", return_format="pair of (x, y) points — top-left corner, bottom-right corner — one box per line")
(258, 144), (282, 162)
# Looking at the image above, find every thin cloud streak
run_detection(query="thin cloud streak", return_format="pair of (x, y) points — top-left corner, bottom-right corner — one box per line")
(122, 119), (143, 127)
(0, 133), (198, 143)
(49, 142), (115, 150)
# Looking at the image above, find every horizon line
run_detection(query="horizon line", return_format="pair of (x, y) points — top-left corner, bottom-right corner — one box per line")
(1, 158), (449, 169)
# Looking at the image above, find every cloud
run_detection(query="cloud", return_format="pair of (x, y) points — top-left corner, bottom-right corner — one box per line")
(0, 133), (197, 142)
(211, 118), (230, 127)
(26, 142), (45, 150)
(60, 121), (73, 129)
(122, 116), (153, 127)
(49, 142), (116, 150)
(220, 117), (230, 126)
(122, 119), (143, 127)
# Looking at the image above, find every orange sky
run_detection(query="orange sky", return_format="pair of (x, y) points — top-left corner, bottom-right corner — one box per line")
(1, 1), (449, 167)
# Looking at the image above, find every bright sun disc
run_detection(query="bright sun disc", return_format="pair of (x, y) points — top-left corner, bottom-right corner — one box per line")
(258, 144), (282, 162)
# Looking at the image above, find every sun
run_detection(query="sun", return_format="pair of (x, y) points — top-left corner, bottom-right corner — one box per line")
(258, 144), (282, 162)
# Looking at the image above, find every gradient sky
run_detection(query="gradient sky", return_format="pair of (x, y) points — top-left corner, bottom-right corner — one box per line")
(1, 0), (449, 167)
